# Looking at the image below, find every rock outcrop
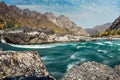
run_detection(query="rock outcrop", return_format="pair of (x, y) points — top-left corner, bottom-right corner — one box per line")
(0, 50), (55, 80)
(106, 16), (120, 31)
(2, 27), (89, 44)
(114, 64), (120, 79)
(62, 61), (119, 80)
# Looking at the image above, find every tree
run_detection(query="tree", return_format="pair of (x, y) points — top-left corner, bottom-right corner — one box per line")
(7, 23), (14, 28)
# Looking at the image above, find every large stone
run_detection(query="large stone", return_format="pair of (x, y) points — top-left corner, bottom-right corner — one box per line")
(61, 61), (119, 80)
(30, 37), (39, 44)
(114, 64), (120, 79)
(0, 51), (55, 80)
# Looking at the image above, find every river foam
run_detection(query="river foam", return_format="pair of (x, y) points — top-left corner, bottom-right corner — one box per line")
(95, 42), (104, 45)
(8, 44), (55, 49)
(67, 63), (76, 71)
(98, 49), (107, 53)
(7, 43), (69, 49)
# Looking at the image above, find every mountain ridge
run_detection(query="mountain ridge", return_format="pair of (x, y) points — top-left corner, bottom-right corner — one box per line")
(96, 16), (120, 37)
(85, 23), (112, 36)
(0, 1), (88, 36)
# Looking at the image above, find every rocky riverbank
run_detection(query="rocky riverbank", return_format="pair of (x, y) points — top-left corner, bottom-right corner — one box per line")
(0, 27), (90, 44)
(0, 50), (120, 80)
(0, 50), (55, 80)
(62, 61), (120, 80)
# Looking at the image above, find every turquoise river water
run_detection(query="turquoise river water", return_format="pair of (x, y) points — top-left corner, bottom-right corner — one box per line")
(0, 40), (120, 79)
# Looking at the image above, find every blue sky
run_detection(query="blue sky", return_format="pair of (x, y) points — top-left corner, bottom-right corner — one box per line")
(1, 0), (120, 28)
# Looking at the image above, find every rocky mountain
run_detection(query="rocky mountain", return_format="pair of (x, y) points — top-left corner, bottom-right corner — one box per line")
(106, 16), (120, 31)
(96, 16), (120, 37)
(0, 1), (88, 36)
(85, 23), (112, 36)
(44, 12), (88, 36)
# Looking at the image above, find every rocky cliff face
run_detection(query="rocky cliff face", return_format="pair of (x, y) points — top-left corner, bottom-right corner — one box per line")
(0, 1), (88, 36)
(62, 61), (120, 80)
(106, 16), (120, 31)
(0, 50), (55, 80)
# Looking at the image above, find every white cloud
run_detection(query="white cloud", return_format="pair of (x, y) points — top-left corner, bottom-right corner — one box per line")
(17, 0), (120, 28)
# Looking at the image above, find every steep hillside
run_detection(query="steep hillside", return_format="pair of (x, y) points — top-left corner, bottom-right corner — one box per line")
(97, 16), (120, 37)
(0, 2), (64, 34)
(85, 23), (112, 36)
(45, 12), (88, 36)
(0, 1), (88, 36)
(106, 16), (120, 31)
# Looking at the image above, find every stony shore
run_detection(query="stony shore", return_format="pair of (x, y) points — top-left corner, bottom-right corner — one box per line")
(62, 61), (120, 80)
(1, 28), (120, 45)
(0, 50), (55, 80)
(0, 27), (91, 44)
(0, 50), (120, 80)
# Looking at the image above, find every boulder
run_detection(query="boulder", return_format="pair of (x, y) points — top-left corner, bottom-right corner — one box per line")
(29, 37), (39, 44)
(0, 51), (55, 80)
(114, 64), (120, 79)
(3, 33), (25, 44)
(62, 61), (119, 80)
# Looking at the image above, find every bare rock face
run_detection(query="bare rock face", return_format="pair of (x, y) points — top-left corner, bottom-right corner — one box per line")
(107, 16), (120, 31)
(0, 51), (55, 80)
(44, 12), (57, 25)
(62, 61), (119, 80)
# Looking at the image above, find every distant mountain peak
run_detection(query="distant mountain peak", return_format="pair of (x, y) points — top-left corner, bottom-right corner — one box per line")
(44, 12), (54, 16)
(57, 15), (69, 20)
(44, 12), (56, 19)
